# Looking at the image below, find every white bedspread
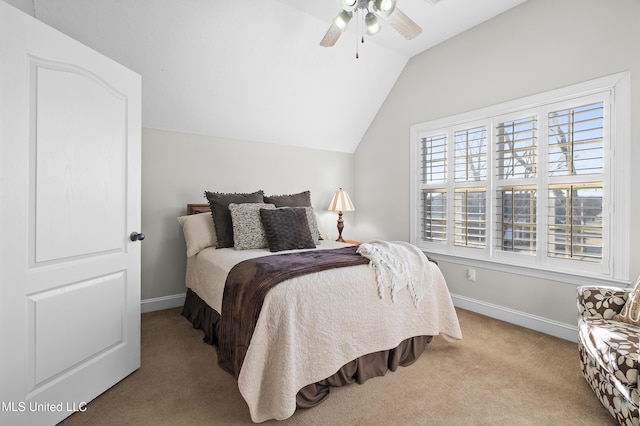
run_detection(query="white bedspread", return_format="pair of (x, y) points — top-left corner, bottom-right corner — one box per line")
(186, 240), (462, 423)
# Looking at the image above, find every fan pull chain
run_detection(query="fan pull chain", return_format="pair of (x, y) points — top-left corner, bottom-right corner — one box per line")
(361, 7), (365, 44)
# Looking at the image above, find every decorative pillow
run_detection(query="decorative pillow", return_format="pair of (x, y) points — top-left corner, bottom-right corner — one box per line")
(259, 207), (316, 252)
(264, 191), (324, 240)
(177, 213), (217, 257)
(229, 203), (275, 250)
(204, 190), (264, 248)
(264, 190), (311, 207)
(302, 206), (321, 243)
(614, 275), (640, 325)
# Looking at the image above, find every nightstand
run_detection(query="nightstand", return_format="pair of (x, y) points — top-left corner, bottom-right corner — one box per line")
(344, 240), (362, 245)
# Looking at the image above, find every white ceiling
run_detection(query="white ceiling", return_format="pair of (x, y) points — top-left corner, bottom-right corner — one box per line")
(31, 0), (527, 153)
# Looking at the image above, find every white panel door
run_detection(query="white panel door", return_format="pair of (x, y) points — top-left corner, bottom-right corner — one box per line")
(0, 2), (142, 425)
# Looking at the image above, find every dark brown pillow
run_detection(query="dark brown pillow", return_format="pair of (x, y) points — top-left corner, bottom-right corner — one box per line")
(264, 191), (311, 207)
(259, 207), (316, 252)
(264, 190), (323, 240)
(204, 190), (264, 248)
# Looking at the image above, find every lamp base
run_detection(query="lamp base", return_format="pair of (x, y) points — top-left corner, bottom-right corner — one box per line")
(336, 211), (345, 242)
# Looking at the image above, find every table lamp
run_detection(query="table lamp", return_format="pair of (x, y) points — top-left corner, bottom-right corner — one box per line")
(327, 188), (355, 242)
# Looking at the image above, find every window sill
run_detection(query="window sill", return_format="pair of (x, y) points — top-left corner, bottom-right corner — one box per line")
(425, 251), (631, 288)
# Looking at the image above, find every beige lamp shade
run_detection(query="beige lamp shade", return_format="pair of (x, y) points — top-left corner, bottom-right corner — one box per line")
(327, 188), (355, 212)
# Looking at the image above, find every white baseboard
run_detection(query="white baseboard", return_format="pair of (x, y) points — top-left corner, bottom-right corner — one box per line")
(141, 293), (186, 314)
(451, 293), (578, 343)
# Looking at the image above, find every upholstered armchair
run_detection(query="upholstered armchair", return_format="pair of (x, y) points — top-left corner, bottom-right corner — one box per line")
(577, 285), (639, 426)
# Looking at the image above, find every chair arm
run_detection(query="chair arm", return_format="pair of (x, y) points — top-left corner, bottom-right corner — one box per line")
(577, 285), (629, 320)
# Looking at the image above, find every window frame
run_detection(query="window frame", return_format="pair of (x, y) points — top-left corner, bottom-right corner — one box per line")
(409, 72), (630, 285)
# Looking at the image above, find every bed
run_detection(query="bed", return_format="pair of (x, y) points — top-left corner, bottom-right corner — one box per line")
(178, 194), (462, 422)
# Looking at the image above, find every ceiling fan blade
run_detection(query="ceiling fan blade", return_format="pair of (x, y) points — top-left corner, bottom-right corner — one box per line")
(320, 23), (343, 47)
(384, 7), (422, 40)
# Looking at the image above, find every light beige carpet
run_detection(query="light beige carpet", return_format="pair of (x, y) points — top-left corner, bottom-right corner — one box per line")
(59, 307), (617, 425)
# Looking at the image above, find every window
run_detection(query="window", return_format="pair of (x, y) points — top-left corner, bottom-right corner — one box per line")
(454, 188), (486, 248)
(410, 73), (630, 282)
(547, 184), (603, 262)
(496, 186), (536, 253)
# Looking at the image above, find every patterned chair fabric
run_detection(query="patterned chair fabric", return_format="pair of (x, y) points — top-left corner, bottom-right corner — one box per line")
(577, 286), (639, 426)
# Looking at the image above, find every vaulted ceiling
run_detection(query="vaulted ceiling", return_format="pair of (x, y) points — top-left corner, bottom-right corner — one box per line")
(31, 0), (527, 153)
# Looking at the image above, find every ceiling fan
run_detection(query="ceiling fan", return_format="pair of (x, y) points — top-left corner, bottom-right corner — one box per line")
(320, 0), (422, 49)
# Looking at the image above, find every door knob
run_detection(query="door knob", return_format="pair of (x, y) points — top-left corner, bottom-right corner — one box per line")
(130, 232), (145, 242)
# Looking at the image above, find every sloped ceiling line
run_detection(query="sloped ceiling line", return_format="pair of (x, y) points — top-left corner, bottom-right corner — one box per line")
(32, 0), (527, 153)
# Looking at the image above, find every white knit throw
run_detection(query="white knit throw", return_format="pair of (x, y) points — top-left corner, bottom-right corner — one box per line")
(356, 240), (433, 307)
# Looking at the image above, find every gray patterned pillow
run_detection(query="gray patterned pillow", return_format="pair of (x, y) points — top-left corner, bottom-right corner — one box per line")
(302, 206), (321, 243)
(229, 203), (275, 250)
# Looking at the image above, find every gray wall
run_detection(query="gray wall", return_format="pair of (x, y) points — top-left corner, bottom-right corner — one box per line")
(2, 0), (33, 16)
(353, 0), (640, 327)
(141, 128), (354, 301)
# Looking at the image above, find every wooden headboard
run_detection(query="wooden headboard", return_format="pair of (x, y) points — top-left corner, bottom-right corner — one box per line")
(187, 203), (210, 215)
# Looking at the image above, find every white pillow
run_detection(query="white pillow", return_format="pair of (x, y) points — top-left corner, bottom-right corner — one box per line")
(614, 275), (640, 325)
(177, 213), (217, 257)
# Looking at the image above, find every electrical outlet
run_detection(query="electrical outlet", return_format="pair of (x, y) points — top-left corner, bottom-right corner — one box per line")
(467, 269), (476, 281)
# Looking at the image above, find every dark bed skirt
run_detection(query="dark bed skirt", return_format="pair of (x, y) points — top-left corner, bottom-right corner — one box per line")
(181, 288), (433, 409)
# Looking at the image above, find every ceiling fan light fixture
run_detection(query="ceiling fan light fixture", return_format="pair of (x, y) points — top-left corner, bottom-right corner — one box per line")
(341, 0), (358, 12)
(374, 0), (397, 16)
(333, 10), (352, 31)
(320, 0), (421, 53)
(365, 12), (381, 36)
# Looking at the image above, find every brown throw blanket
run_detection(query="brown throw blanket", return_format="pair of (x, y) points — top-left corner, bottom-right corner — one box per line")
(217, 246), (370, 378)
